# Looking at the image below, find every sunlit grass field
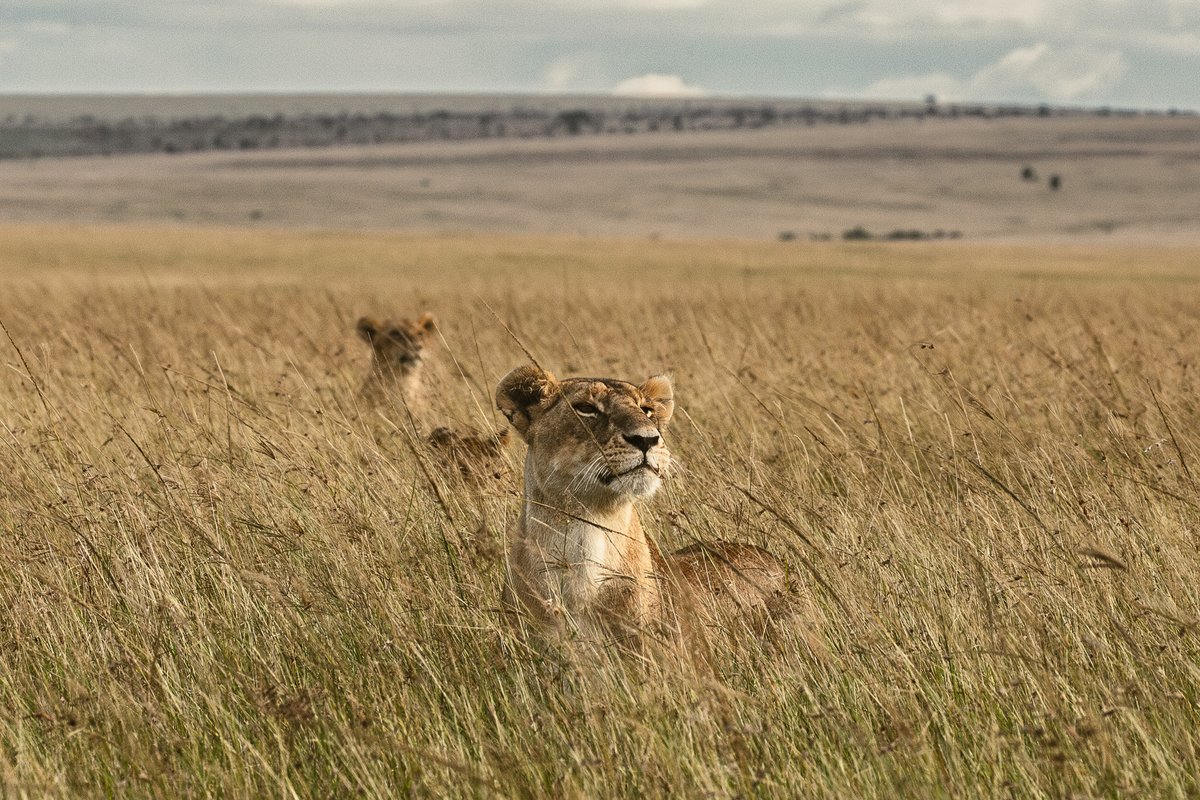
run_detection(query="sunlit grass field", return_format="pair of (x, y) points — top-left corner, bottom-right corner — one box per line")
(2, 224), (1199, 798)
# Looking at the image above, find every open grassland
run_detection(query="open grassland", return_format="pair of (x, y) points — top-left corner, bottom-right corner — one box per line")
(2, 224), (1200, 797)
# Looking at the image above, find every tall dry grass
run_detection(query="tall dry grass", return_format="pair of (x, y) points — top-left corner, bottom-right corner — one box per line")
(1, 224), (1199, 797)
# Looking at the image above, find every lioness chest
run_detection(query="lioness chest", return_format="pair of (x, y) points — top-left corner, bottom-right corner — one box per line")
(513, 508), (662, 633)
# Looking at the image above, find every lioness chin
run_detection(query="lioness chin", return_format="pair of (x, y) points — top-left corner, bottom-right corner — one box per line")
(495, 364), (791, 659)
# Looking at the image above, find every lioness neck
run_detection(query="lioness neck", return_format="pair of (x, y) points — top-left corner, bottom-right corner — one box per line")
(375, 360), (421, 389)
(521, 480), (640, 562)
(360, 362), (424, 409)
(518, 459), (651, 610)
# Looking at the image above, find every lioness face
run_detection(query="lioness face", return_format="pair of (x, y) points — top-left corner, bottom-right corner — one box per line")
(496, 365), (674, 505)
(356, 313), (436, 375)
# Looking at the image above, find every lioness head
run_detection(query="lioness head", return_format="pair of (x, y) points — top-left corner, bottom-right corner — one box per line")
(356, 313), (436, 376)
(496, 365), (674, 505)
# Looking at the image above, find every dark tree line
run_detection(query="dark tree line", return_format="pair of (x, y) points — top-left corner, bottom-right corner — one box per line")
(0, 100), (1177, 160)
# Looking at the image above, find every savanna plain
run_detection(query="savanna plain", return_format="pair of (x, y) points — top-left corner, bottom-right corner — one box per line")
(1, 222), (1199, 798)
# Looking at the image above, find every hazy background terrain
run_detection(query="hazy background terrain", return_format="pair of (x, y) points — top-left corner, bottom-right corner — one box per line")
(1, 94), (1198, 242)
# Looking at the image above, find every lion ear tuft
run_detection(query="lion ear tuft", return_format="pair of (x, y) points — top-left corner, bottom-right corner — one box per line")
(640, 374), (674, 426)
(416, 312), (437, 334)
(495, 365), (558, 437)
(356, 316), (380, 343)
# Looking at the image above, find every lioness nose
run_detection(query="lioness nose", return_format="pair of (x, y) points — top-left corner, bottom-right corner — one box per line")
(623, 432), (660, 453)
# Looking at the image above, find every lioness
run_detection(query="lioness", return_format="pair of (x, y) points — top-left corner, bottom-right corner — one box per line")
(356, 313), (512, 483)
(496, 364), (790, 653)
(355, 313), (437, 409)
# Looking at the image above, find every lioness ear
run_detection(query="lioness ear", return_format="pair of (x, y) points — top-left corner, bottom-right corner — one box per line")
(641, 374), (674, 427)
(415, 312), (436, 334)
(356, 317), (380, 343)
(496, 365), (558, 437)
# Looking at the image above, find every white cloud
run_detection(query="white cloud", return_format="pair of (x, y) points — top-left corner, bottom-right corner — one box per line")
(782, 0), (1200, 47)
(612, 73), (707, 97)
(841, 42), (1128, 103)
(799, 0), (1053, 34)
(973, 42), (1128, 101)
(540, 52), (610, 92)
(543, 58), (581, 91)
(931, 0), (1049, 27)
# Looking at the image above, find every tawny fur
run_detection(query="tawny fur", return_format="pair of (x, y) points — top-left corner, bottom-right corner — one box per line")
(427, 426), (512, 485)
(495, 364), (791, 654)
(355, 313), (437, 413)
(355, 313), (512, 481)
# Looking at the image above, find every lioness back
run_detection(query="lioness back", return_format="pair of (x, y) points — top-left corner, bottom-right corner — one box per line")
(665, 542), (791, 633)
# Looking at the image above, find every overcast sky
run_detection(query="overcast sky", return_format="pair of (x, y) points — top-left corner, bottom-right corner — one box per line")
(1, 1), (1198, 108)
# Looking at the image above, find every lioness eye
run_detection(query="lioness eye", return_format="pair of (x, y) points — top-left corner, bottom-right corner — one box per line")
(641, 406), (654, 418)
(573, 403), (600, 416)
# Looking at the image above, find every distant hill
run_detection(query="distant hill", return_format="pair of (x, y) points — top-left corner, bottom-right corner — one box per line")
(0, 93), (1177, 160)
